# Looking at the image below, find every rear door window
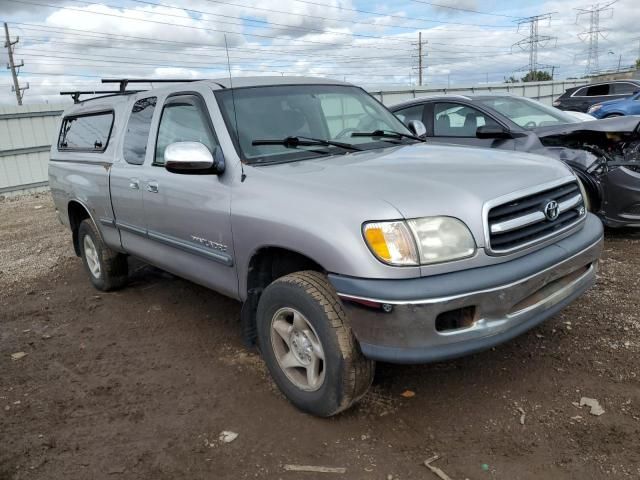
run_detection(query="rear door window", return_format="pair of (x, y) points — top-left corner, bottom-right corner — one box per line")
(585, 84), (610, 96)
(123, 97), (157, 165)
(58, 111), (114, 152)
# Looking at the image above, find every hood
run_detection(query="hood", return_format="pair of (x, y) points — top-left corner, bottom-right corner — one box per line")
(253, 143), (573, 243)
(534, 116), (640, 137)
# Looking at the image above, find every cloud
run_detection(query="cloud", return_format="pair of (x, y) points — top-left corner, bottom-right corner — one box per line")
(1, 0), (639, 104)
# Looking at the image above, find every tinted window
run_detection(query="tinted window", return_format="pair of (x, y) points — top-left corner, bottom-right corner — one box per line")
(394, 104), (424, 125)
(123, 97), (157, 165)
(155, 97), (217, 165)
(573, 87), (588, 97)
(586, 84), (610, 96)
(433, 103), (499, 137)
(612, 82), (639, 95)
(58, 112), (113, 151)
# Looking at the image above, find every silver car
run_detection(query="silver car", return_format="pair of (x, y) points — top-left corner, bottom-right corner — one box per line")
(49, 77), (603, 416)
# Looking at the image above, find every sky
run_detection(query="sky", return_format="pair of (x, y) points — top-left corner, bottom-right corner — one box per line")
(0, 0), (639, 104)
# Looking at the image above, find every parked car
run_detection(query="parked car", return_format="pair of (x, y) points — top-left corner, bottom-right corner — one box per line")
(391, 94), (640, 227)
(587, 91), (640, 118)
(50, 77), (603, 416)
(553, 80), (640, 113)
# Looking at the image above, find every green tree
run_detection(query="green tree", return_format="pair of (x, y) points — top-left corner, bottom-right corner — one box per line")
(521, 70), (553, 82)
(636, 58), (640, 70)
(504, 70), (554, 84)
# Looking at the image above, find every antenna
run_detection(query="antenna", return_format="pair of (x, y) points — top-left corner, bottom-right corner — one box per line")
(224, 35), (245, 182)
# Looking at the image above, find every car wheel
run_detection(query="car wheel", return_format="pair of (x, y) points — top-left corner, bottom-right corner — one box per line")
(605, 113), (622, 118)
(78, 219), (128, 291)
(256, 271), (374, 417)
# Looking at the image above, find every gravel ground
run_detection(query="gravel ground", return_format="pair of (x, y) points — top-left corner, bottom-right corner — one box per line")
(1, 193), (639, 480)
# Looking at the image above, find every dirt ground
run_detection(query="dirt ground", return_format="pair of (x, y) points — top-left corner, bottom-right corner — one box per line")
(1, 193), (639, 480)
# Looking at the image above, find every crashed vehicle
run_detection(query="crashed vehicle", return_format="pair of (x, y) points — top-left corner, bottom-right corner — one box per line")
(391, 94), (640, 227)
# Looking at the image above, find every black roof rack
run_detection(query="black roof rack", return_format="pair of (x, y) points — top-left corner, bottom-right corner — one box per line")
(60, 90), (144, 104)
(101, 78), (204, 93)
(60, 78), (221, 104)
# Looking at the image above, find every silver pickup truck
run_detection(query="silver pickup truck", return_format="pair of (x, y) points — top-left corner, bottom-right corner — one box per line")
(49, 77), (603, 417)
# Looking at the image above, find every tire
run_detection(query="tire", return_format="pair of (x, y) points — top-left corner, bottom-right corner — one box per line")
(78, 219), (128, 291)
(605, 113), (623, 118)
(256, 271), (374, 417)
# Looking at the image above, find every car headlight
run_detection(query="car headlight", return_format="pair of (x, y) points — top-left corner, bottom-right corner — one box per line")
(363, 217), (476, 266)
(588, 104), (602, 113)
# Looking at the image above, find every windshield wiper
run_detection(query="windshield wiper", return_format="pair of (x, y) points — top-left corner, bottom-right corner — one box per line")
(252, 136), (362, 151)
(350, 129), (425, 142)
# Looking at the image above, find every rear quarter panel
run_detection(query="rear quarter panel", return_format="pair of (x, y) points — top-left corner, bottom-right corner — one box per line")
(48, 100), (131, 251)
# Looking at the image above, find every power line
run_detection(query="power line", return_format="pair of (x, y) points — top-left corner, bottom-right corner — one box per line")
(3, 0), (413, 51)
(61, 0), (411, 44)
(408, 0), (519, 18)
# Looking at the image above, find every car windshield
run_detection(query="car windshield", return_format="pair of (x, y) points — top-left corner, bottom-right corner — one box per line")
(477, 96), (580, 129)
(215, 84), (413, 164)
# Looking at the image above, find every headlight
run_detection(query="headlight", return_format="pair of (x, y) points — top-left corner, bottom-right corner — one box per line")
(363, 217), (476, 266)
(588, 104), (602, 113)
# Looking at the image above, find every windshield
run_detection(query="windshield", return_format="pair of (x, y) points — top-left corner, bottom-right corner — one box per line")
(215, 84), (413, 164)
(477, 96), (580, 129)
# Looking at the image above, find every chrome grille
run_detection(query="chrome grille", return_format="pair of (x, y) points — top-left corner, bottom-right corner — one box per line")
(487, 181), (585, 254)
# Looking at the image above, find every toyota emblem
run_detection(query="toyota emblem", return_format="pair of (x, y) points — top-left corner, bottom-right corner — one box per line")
(544, 200), (559, 221)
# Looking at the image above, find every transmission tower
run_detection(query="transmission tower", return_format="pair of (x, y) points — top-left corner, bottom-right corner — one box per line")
(575, 2), (616, 75)
(512, 13), (557, 78)
(411, 32), (427, 86)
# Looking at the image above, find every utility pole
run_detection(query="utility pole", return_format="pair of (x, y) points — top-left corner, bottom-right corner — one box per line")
(512, 13), (557, 80)
(4, 23), (28, 106)
(412, 32), (427, 86)
(575, 2), (616, 76)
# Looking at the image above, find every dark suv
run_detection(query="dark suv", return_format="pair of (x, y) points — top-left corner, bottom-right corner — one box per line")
(554, 80), (640, 112)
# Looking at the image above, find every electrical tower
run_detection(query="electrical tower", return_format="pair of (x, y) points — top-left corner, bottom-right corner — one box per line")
(3, 23), (28, 105)
(411, 32), (427, 86)
(512, 13), (557, 79)
(575, 2), (616, 75)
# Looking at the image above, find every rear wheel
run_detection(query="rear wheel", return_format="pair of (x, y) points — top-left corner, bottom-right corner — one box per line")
(256, 271), (374, 417)
(605, 113), (623, 118)
(78, 219), (128, 291)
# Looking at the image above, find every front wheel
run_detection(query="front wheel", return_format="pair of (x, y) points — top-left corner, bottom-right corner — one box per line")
(256, 271), (374, 417)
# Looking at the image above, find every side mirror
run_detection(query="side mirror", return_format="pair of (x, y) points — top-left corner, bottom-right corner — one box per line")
(476, 125), (513, 139)
(164, 142), (225, 175)
(407, 120), (427, 138)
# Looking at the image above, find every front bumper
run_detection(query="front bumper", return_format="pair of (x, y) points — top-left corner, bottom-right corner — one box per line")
(329, 213), (604, 364)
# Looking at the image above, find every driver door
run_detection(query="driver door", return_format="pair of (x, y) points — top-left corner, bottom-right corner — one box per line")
(139, 92), (237, 298)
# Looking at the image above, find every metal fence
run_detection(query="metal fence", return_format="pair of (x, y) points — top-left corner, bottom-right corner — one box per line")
(0, 79), (589, 194)
(0, 104), (65, 195)
(369, 79), (589, 106)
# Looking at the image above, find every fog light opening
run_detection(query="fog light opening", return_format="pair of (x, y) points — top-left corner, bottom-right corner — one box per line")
(435, 306), (476, 332)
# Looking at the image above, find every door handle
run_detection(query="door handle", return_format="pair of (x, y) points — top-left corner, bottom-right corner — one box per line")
(146, 181), (159, 193)
(129, 178), (140, 190)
